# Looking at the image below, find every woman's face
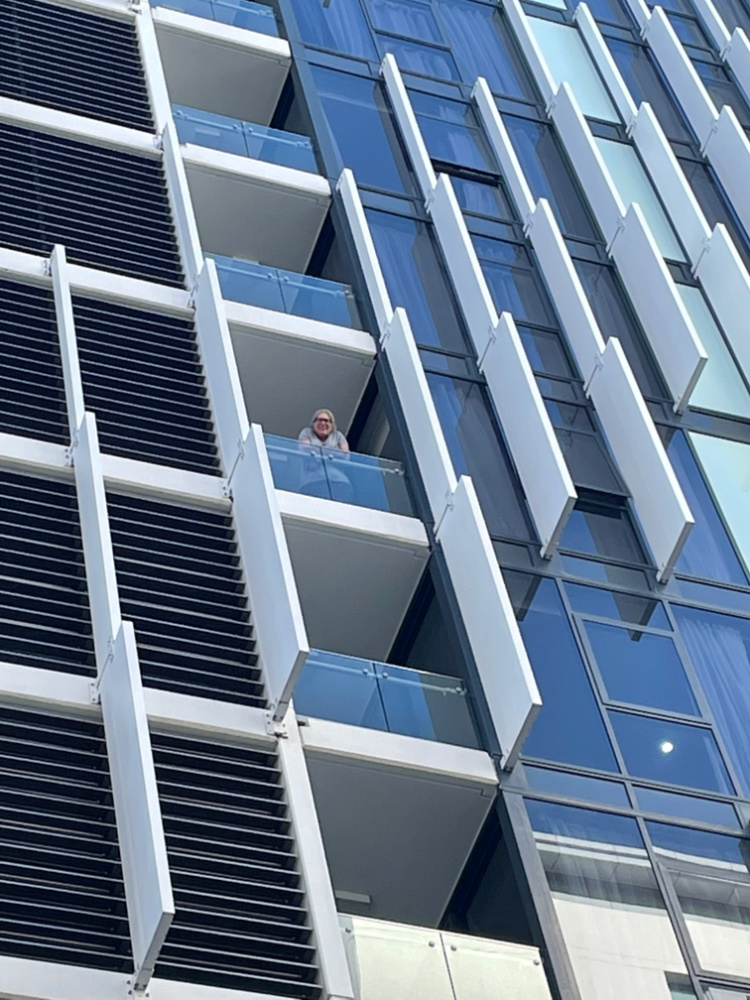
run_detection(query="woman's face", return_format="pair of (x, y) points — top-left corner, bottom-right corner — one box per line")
(312, 413), (333, 440)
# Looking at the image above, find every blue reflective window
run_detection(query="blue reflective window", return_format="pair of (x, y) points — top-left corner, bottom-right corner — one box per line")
(504, 573), (619, 770)
(545, 403), (624, 494)
(427, 373), (535, 540)
(584, 621), (699, 715)
(452, 177), (514, 219)
(635, 786), (740, 826)
(712, 0), (750, 36)
(473, 236), (557, 326)
(609, 710), (735, 793)
(679, 156), (750, 273)
(504, 116), (598, 240)
(582, 0), (633, 26)
(519, 326), (573, 376)
(367, 210), (468, 351)
(647, 821), (748, 868)
(379, 36), (460, 80)
(607, 39), (692, 142)
(674, 605), (750, 797)
(436, 0), (537, 99)
(526, 799), (643, 848)
(287, 0), (377, 58)
(566, 582), (670, 628)
(663, 430), (748, 585)
(694, 60), (750, 128)
(365, 0), (443, 41)
(524, 766), (630, 806)
(410, 92), (497, 172)
(560, 498), (646, 564)
(312, 67), (414, 195)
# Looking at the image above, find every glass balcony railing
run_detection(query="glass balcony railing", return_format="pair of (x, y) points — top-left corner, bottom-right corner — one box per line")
(211, 254), (362, 328)
(341, 916), (553, 1000)
(173, 105), (317, 173)
(265, 434), (413, 516)
(157, 0), (279, 35)
(294, 650), (480, 748)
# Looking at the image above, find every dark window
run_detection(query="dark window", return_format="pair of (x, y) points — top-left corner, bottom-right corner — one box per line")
(711, 0), (750, 36)
(635, 786), (740, 826)
(559, 495), (646, 564)
(287, 0), (377, 59)
(581, 0), (633, 26)
(379, 36), (460, 80)
(365, 0), (443, 41)
(565, 581), (670, 628)
(519, 326), (574, 377)
(606, 39), (691, 142)
(678, 156), (750, 273)
(452, 176), (515, 220)
(694, 60), (750, 129)
(411, 91), (497, 173)
(545, 402), (625, 493)
(473, 236), (557, 326)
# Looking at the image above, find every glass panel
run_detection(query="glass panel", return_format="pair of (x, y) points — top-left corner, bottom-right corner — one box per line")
(584, 621), (700, 715)
(159, 0), (279, 35)
(264, 434), (413, 515)
(211, 255), (361, 327)
(694, 61), (750, 128)
(529, 19), (619, 122)
(677, 286), (750, 418)
(505, 115), (598, 239)
(519, 326), (573, 376)
(561, 555), (650, 589)
(712, 0), (750, 36)
(559, 499), (646, 564)
(595, 138), (685, 260)
(312, 67), (414, 195)
(679, 157), (750, 273)
(242, 122), (318, 172)
(474, 236), (557, 326)
(607, 38), (691, 141)
(668, 12), (712, 50)
(379, 37), (460, 81)
(286, 0), (377, 58)
(436, 0), (536, 99)
(410, 92), (497, 172)
(648, 823), (750, 980)
(690, 433), (750, 573)
(293, 650), (387, 729)
(530, 0), (569, 10)
(673, 604), (750, 797)
(663, 429), (748, 585)
(452, 177), (514, 220)
(565, 581), (670, 628)
(524, 765), (630, 805)
(634, 786), (740, 826)
(504, 572), (618, 770)
(365, 0), (443, 42)
(367, 210), (469, 352)
(172, 104), (246, 155)
(609, 709), (735, 793)
(546, 403), (624, 493)
(526, 800), (690, 1000)
(375, 663), (480, 747)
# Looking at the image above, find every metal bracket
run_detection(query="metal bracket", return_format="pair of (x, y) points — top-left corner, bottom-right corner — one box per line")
(89, 680), (101, 705)
(605, 216), (626, 256)
(65, 430), (80, 467)
(691, 234), (712, 277)
(477, 326), (497, 373)
(625, 112), (638, 138)
(153, 128), (165, 152)
(544, 93), (557, 118)
(225, 438), (246, 491)
(93, 635), (117, 699)
(424, 186), (437, 213)
(126, 979), (150, 998)
(433, 489), (455, 540)
(700, 118), (719, 156)
(265, 710), (289, 739)
(583, 353), (604, 396)
(379, 316), (394, 348)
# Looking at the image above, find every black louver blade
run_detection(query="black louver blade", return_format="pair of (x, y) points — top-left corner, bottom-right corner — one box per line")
(153, 732), (321, 999)
(108, 493), (266, 707)
(73, 297), (221, 476)
(0, 470), (95, 674)
(0, 277), (68, 444)
(0, 706), (131, 971)
(0, 122), (183, 287)
(1, 0), (153, 130)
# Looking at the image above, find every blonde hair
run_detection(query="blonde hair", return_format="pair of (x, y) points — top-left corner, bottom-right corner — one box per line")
(311, 408), (336, 433)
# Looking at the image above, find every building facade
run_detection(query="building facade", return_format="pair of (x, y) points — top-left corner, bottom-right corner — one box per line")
(2, 0), (750, 999)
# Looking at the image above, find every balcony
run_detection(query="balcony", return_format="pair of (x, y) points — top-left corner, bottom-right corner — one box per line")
(173, 105), (317, 173)
(212, 254), (362, 328)
(294, 650), (480, 748)
(341, 916), (552, 1000)
(156, 0), (279, 35)
(265, 434), (413, 516)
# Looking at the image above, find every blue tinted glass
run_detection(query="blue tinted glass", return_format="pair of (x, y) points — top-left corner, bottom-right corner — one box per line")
(646, 822), (748, 868)
(680, 157), (750, 273)
(427, 374), (535, 540)
(526, 799), (643, 848)
(293, 651), (388, 729)
(635, 786), (740, 826)
(452, 177), (513, 219)
(436, 0), (536, 98)
(664, 430), (748, 585)
(524, 766), (630, 806)
(607, 39), (691, 142)
(367, 210), (468, 351)
(519, 326), (573, 376)
(474, 238), (557, 325)
(609, 710), (735, 793)
(312, 67), (414, 195)
(287, 0), (377, 58)
(712, 0), (750, 36)
(504, 573), (618, 770)
(411, 93), (496, 172)
(561, 556), (650, 589)
(365, 0), (443, 41)
(585, 621), (699, 715)
(379, 37), (460, 80)
(694, 61), (750, 127)
(560, 500), (645, 563)
(673, 605), (750, 797)
(582, 0), (632, 25)
(565, 582), (670, 628)
(505, 116), (598, 240)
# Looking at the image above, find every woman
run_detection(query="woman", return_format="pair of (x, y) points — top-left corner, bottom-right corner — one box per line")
(298, 409), (352, 501)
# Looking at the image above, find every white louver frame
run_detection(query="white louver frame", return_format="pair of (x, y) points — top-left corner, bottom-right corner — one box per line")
(49, 247), (174, 992)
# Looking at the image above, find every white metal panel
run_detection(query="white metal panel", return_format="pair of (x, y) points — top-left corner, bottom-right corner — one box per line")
(694, 223), (750, 381)
(725, 29), (750, 106)
(609, 202), (706, 411)
(192, 258), (249, 474)
(380, 54), (437, 200)
(49, 245), (85, 435)
(99, 621), (174, 991)
(472, 78), (535, 219)
(550, 83), (625, 242)
(337, 169), (394, 334)
(588, 338), (694, 580)
(525, 198), (605, 380)
(429, 174), (497, 357)
(135, 1), (173, 131)
(161, 119), (203, 285)
(703, 105), (750, 233)
(383, 307), (457, 522)
(230, 424), (309, 719)
(622, 0), (651, 29)
(436, 476), (541, 767)
(645, 7), (718, 146)
(279, 718), (356, 1000)
(73, 412), (122, 669)
(503, 0), (557, 103)
(575, 3), (638, 121)
(629, 103), (711, 263)
(692, 0), (731, 48)
(483, 313), (577, 555)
